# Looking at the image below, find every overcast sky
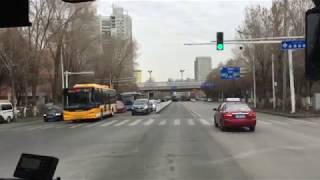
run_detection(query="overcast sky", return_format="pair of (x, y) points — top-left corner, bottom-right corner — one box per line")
(97, 0), (272, 82)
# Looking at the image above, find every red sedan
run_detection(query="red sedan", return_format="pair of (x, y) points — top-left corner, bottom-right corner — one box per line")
(116, 101), (127, 113)
(213, 102), (256, 132)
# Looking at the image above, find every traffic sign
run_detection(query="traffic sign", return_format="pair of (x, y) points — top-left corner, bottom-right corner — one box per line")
(281, 40), (306, 50)
(220, 67), (240, 80)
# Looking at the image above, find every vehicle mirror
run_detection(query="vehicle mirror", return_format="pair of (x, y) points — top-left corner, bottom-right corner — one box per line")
(213, 108), (218, 111)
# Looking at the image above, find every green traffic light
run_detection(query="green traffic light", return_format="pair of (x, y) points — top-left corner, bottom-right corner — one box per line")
(217, 44), (224, 50)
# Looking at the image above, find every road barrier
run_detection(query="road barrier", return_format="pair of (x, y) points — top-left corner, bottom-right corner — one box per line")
(156, 101), (172, 113)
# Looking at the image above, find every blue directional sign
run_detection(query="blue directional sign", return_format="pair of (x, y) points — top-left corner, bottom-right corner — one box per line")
(220, 67), (240, 80)
(282, 40), (306, 50)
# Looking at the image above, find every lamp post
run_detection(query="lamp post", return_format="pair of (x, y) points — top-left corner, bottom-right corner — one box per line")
(180, 69), (185, 81)
(148, 70), (153, 82)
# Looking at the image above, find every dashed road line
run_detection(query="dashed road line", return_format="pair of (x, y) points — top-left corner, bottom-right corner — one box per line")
(199, 119), (210, 126)
(70, 124), (84, 129)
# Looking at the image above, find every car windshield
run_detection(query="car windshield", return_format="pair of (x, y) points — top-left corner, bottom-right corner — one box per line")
(226, 103), (251, 112)
(1, 1), (319, 180)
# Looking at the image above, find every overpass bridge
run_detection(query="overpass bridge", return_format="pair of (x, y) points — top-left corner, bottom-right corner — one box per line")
(137, 81), (205, 99)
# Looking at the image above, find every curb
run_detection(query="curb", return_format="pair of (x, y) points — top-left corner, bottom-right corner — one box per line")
(156, 101), (172, 114)
(256, 110), (320, 118)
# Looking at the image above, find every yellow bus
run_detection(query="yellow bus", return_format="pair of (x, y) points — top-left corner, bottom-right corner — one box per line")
(63, 84), (117, 122)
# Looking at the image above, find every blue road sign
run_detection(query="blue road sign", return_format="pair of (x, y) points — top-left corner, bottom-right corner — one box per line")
(282, 40), (306, 50)
(220, 67), (240, 80)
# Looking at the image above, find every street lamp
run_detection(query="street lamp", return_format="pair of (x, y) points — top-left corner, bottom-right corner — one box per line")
(180, 69), (185, 81)
(148, 70), (153, 82)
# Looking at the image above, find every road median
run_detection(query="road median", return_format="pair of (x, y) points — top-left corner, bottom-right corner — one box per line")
(156, 100), (172, 113)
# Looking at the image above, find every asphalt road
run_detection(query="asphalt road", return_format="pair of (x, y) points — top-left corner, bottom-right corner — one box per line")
(1, 102), (320, 179)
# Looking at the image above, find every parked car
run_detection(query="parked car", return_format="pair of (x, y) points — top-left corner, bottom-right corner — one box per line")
(43, 104), (63, 122)
(132, 99), (152, 115)
(0, 101), (14, 123)
(116, 100), (127, 113)
(213, 100), (256, 132)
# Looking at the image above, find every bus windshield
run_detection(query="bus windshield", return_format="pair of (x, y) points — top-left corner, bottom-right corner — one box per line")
(64, 88), (92, 108)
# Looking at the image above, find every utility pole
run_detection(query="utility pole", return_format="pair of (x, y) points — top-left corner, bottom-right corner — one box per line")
(282, 0), (289, 112)
(272, 54), (276, 109)
(60, 44), (64, 90)
(252, 53), (257, 108)
(288, 50), (296, 113)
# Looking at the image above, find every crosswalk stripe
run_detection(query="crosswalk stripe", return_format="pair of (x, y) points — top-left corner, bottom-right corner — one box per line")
(84, 122), (104, 128)
(101, 120), (118, 127)
(159, 120), (166, 126)
(70, 124), (84, 129)
(28, 125), (46, 131)
(188, 119), (195, 126)
(144, 119), (154, 126)
(114, 120), (130, 127)
(129, 119), (142, 126)
(174, 119), (180, 126)
(199, 119), (210, 126)
(40, 125), (57, 130)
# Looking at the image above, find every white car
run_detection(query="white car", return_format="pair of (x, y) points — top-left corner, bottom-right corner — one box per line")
(0, 101), (14, 123)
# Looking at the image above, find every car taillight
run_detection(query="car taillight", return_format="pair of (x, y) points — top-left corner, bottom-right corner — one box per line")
(223, 112), (233, 118)
(248, 112), (256, 118)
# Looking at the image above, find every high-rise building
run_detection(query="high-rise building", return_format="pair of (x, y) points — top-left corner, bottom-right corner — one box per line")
(99, 6), (132, 40)
(194, 57), (212, 82)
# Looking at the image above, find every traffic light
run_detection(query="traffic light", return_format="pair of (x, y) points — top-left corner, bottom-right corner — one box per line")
(217, 32), (224, 51)
(306, 7), (320, 80)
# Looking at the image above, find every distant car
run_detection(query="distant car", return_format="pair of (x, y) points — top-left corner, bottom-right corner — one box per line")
(116, 101), (127, 113)
(213, 102), (256, 132)
(0, 101), (14, 123)
(149, 100), (158, 111)
(207, 98), (213, 102)
(43, 104), (63, 122)
(190, 98), (196, 102)
(132, 99), (152, 115)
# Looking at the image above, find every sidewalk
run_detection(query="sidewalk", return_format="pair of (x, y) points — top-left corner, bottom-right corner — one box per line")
(15, 117), (41, 123)
(256, 109), (320, 118)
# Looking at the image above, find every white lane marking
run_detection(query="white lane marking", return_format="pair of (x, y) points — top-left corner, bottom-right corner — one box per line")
(191, 111), (201, 117)
(258, 120), (271, 125)
(129, 119), (142, 126)
(55, 124), (71, 128)
(114, 119), (130, 127)
(100, 120), (118, 127)
(174, 119), (180, 126)
(84, 122), (104, 128)
(188, 119), (195, 126)
(70, 124), (84, 129)
(39, 125), (57, 130)
(27, 125), (47, 131)
(199, 119), (210, 126)
(159, 120), (166, 126)
(144, 119), (154, 126)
